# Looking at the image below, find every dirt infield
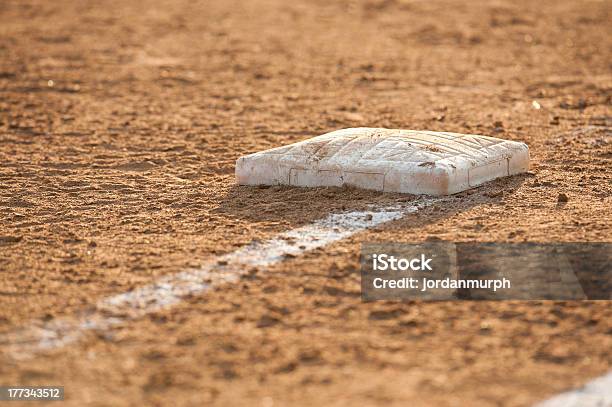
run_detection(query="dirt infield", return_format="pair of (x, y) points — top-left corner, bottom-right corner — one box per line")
(0, 0), (610, 405)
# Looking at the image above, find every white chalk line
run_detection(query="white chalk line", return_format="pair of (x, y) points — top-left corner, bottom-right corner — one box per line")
(0, 197), (440, 358)
(2, 194), (610, 407)
(534, 371), (612, 407)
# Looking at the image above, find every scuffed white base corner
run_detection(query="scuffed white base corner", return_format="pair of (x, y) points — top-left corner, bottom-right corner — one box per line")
(534, 371), (612, 407)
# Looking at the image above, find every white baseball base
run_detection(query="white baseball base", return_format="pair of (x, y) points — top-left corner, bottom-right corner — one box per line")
(236, 128), (529, 195)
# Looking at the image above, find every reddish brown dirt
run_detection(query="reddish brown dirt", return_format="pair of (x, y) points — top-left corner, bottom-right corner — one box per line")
(0, 0), (610, 405)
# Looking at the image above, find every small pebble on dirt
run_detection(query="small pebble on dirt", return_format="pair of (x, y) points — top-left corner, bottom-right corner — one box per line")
(557, 193), (569, 203)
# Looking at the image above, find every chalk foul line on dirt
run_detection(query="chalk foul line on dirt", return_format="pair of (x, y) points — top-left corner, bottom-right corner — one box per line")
(3, 194), (611, 407)
(1, 197), (440, 358)
(533, 370), (612, 407)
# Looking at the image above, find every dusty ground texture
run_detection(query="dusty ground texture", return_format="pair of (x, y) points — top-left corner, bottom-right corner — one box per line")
(0, 0), (611, 405)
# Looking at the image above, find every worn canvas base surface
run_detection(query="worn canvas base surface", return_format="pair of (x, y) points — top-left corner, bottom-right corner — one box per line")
(236, 128), (529, 195)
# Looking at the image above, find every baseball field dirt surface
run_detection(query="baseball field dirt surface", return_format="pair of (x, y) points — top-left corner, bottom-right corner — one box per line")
(0, 0), (610, 406)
